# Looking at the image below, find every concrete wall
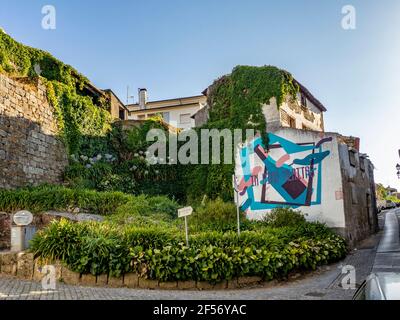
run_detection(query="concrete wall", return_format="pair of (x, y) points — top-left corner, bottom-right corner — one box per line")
(0, 75), (68, 189)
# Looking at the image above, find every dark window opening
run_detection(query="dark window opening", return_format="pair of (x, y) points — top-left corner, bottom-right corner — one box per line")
(300, 94), (307, 107)
(360, 157), (365, 171)
(119, 109), (125, 120)
(289, 116), (296, 128)
(349, 150), (357, 167)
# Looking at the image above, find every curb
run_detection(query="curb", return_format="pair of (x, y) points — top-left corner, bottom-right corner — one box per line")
(0, 251), (266, 291)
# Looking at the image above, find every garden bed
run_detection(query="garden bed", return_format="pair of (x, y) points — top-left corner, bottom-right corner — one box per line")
(0, 186), (348, 285)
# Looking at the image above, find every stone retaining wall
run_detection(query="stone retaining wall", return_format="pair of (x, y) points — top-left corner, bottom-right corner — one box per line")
(0, 213), (11, 250)
(0, 251), (264, 290)
(0, 74), (68, 189)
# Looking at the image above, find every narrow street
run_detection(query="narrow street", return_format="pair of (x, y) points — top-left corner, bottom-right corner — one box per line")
(1, 210), (397, 300)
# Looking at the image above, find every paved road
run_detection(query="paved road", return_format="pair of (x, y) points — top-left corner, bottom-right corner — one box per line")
(373, 208), (400, 273)
(0, 216), (386, 300)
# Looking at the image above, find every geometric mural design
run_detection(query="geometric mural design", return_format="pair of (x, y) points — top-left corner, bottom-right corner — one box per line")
(236, 133), (332, 212)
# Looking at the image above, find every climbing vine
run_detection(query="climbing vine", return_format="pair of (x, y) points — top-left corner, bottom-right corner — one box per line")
(187, 65), (299, 201)
(0, 30), (112, 154)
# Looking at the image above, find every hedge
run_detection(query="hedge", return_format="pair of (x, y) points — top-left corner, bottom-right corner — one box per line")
(0, 185), (178, 216)
(30, 219), (348, 282)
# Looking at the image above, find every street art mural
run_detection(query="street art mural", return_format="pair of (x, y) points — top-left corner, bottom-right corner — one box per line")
(235, 133), (332, 214)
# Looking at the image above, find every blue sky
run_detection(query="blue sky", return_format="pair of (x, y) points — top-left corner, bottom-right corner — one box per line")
(1, 0), (400, 189)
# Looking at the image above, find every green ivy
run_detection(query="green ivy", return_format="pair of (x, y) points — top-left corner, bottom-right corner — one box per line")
(0, 30), (112, 155)
(187, 65), (299, 201)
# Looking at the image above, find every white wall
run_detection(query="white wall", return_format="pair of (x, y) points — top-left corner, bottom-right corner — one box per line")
(165, 106), (199, 130)
(128, 105), (200, 129)
(234, 128), (346, 229)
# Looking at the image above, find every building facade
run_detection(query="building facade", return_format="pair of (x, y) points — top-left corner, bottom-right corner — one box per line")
(194, 80), (326, 131)
(234, 128), (377, 246)
(127, 89), (207, 130)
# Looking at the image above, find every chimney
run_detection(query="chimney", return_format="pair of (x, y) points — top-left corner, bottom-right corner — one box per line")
(138, 88), (147, 110)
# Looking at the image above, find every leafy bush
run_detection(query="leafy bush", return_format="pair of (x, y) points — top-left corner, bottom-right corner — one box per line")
(261, 208), (306, 228)
(30, 218), (347, 282)
(190, 198), (245, 232)
(107, 195), (179, 227)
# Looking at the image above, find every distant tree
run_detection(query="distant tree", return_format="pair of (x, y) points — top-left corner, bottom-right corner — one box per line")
(376, 183), (388, 200)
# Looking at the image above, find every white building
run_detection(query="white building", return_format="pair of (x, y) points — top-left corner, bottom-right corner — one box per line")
(126, 89), (207, 130)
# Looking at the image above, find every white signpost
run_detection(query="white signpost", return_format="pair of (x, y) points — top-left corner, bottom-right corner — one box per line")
(13, 210), (33, 226)
(11, 210), (35, 252)
(178, 206), (193, 247)
(232, 175), (241, 236)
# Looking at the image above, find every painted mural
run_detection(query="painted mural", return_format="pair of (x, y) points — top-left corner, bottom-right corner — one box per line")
(235, 133), (332, 214)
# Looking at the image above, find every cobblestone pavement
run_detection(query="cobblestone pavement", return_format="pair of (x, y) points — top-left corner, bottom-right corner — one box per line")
(0, 215), (385, 300)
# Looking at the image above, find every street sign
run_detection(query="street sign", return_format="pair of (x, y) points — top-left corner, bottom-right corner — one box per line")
(13, 210), (33, 226)
(178, 206), (193, 247)
(178, 206), (193, 218)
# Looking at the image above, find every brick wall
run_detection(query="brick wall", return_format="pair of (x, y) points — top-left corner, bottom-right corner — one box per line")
(0, 74), (68, 188)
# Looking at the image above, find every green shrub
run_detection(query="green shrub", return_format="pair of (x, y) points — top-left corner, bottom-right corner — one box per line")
(0, 185), (129, 215)
(30, 218), (348, 282)
(0, 185), (180, 219)
(261, 208), (306, 228)
(190, 198), (245, 232)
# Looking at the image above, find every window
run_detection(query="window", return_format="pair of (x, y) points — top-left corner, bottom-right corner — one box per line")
(300, 94), (307, 107)
(137, 115), (145, 120)
(180, 113), (191, 124)
(280, 110), (290, 124)
(288, 116), (296, 128)
(360, 156), (365, 171)
(281, 110), (296, 128)
(119, 109), (125, 120)
(349, 150), (357, 167)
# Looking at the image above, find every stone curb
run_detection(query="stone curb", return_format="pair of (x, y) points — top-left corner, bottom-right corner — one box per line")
(0, 251), (265, 291)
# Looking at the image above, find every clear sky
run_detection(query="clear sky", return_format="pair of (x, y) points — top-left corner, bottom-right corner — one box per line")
(1, 0), (400, 189)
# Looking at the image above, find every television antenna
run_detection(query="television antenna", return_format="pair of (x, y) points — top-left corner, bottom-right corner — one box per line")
(126, 86), (135, 105)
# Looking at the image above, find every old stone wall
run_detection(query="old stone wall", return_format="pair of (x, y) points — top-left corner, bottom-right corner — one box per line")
(0, 74), (68, 188)
(339, 144), (378, 246)
(0, 212), (11, 250)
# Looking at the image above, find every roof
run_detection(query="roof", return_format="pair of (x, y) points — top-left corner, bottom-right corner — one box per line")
(102, 89), (129, 111)
(294, 79), (327, 112)
(81, 82), (129, 112)
(127, 95), (206, 113)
